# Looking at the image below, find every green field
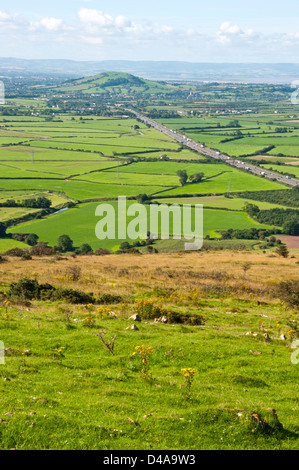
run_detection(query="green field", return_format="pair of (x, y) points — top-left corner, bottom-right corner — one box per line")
(0, 207), (40, 222)
(158, 196), (289, 211)
(162, 171), (283, 196)
(0, 179), (166, 201)
(7, 201), (278, 251)
(261, 164), (299, 178)
(0, 238), (29, 252)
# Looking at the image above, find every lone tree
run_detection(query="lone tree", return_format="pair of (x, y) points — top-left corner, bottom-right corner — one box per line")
(26, 233), (39, 247)
(276, 245), (289, 258)
(57, 235), (74, 253)
(0, 222), (7, 238)
(136, 194), (150, 204)
(177, 170), (188, 187)
(189, 172), (205, 183)
(79, 243), (93, 255)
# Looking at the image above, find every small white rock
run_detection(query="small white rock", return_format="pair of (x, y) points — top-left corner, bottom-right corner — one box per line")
(126, 325), (139, 331)
(129, 314), (141, 322)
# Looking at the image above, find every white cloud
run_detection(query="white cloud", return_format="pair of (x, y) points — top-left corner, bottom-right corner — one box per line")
(0, 11), (11, 23)
(78, 8), (113, 27)
(0, 10), (25, 29)
(216, 33), (231, 45)
(220, 22), (241, 35)
(76, 7), (175, 48)
(39, 17), (63, 31)
(115, 16), (131, 28)
(2, 8), (299, 62)
(216, 22), (256, 46)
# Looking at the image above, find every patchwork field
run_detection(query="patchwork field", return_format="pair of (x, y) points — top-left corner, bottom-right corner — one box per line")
(158, 115), (299, 159)
(0, 112), (295, 253)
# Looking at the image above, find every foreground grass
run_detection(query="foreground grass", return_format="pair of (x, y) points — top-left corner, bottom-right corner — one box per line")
(0, 252), (298, 450)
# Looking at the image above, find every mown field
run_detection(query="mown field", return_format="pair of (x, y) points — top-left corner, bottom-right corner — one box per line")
(0, 251), (298, 450)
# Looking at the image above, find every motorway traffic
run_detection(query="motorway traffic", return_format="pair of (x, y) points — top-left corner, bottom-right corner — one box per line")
(127, 109), (299, 188)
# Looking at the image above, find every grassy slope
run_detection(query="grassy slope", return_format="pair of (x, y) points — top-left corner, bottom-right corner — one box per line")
(53, 72), (180, 96)
(0, 252), (298, 450)
(0, 239), (29, 252)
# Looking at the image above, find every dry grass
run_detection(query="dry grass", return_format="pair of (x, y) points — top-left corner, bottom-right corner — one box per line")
(1, 251), (298, 306)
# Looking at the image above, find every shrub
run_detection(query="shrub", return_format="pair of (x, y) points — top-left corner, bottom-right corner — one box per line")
(94, 248), (111, 256)
(22, 253), (32, 260)
(0, 222), (7, 237)
(77, 243), (93, 255)
(277, 280), (299, 309)
(57, 235), (74, 253)
(26, 233), (39, 246)
(50, 288), (94, 304)
(276, 245), (289, 258)
(30, 242), (55, 256)
(8, 278), (40, 300)
(135, 299), (204, 325)
(8, 278), (95, 304)
(97, 293), (123, 304)
(167, 311), (205, 325)
(4, 248), (27, 257)
(65, 266), (81, 281)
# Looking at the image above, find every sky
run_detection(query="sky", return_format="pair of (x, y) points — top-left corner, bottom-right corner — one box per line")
(1, 0), (299, 62)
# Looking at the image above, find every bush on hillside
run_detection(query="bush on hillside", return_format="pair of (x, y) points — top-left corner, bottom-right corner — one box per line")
(4, 248), (28, 257)
(8, 278), (95, 304)
(277, 280), (299, 309)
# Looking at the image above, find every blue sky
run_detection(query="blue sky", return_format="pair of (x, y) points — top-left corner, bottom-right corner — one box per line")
(1, 1), (299, 62)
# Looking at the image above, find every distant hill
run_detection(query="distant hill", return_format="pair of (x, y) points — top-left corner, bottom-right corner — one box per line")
(1, 58), (299, 83)
(53, 71), (180, 95)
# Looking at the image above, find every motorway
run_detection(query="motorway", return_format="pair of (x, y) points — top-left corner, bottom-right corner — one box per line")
(126, 109), (299, 188)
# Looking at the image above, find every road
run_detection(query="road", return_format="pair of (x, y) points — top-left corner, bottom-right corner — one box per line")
(126, 109), (299, 188)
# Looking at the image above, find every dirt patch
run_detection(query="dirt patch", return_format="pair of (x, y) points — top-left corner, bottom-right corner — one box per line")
(277, 236), (299, 249)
